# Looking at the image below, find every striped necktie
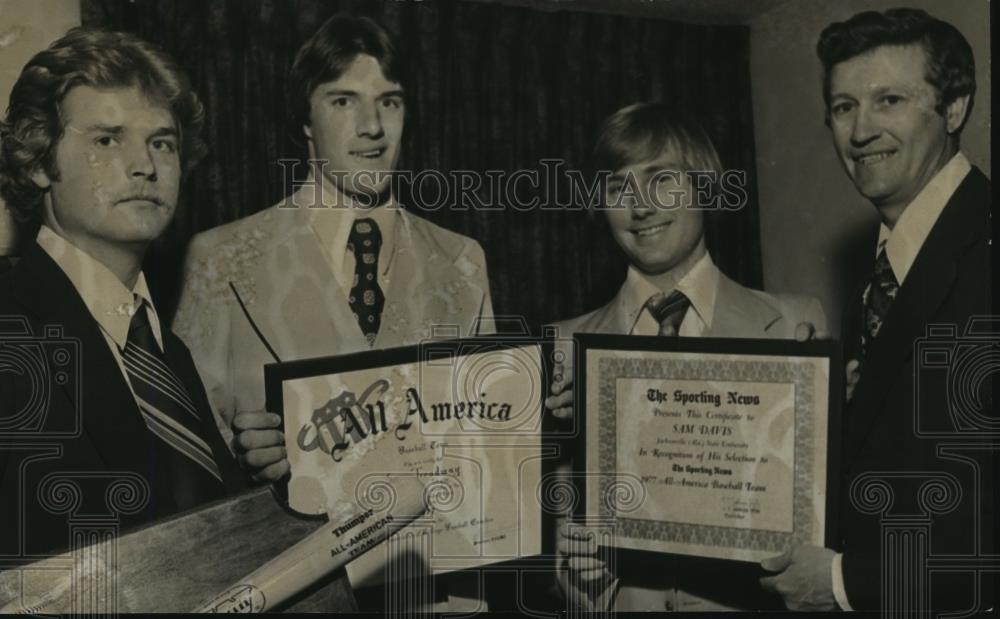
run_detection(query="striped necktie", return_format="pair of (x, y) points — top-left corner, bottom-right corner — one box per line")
(123, 300), (224, 493)
(647, 290), (691, 336)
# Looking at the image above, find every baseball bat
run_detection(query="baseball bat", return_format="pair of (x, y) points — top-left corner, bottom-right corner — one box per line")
(192, 476), (428, 613)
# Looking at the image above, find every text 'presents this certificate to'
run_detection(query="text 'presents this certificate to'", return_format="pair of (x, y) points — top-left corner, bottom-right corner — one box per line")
(575, 334), (840, 564)
(264, 338), (545, 586)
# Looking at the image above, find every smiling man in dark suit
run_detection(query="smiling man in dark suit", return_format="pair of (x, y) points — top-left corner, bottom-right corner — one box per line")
(760, 8), (992, 612)
(0, 27), (244, 561)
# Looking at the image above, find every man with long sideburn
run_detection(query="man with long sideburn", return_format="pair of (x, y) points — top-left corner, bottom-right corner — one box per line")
(173, 14), (494, 611)
(0, 27), (245, 561)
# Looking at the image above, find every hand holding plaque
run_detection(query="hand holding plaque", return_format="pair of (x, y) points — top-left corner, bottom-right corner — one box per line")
(231, 410), (290, 482)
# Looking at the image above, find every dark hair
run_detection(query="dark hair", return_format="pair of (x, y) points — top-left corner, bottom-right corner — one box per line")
(290, 14), (405, 134)
(594, 102), (723, 176)
(0, 27), (206, 223)
(817, 9), (976, 122)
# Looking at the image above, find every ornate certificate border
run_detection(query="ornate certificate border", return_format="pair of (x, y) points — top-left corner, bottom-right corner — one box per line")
(574, 334), (841, 563)
(598, 357), (814, 554)
(262, 336), (555, 576)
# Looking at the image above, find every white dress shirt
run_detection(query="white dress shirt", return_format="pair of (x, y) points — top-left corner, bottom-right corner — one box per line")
(833, 151), (972, 611)
(36, 225), (164, 403)
(619, 250), (719, 337)
(300, 175), (403, 295)
(878, 151), (972, 285)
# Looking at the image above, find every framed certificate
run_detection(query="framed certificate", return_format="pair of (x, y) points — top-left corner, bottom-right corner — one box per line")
(263, 337), (549, 585)
(573, 334), (841, 564)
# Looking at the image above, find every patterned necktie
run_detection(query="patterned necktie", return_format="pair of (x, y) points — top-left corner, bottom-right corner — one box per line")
(647, 290), (691, 336)
(860, 247), (900, 360)
(348, 217), (385, 346)
(122, 300), (224, 498)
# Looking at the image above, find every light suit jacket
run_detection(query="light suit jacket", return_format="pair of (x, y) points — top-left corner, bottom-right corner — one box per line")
(556, 269), (825, 340)
(173, 193), (494, 445)
(554, 269), (827, 612)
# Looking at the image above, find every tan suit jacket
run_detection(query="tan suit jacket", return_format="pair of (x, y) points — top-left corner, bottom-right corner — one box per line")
(556, 270), (825, 340)
(173, 193), (493, 444)
(554, 269), (827, 612)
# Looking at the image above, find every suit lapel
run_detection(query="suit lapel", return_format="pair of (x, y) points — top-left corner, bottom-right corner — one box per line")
(289, 223), (369, 351)
(376, 211), (417, 348)
(584, 284), (634, 334)
(704, 274), (782, 337)
(9, 244), (150, 472)
(162, 331), (243, 491)
(844, 169), (989, 462)
(374, 211), (474, 348)
(241, 204), (369, 360)
(613, 291), (637, 335)
(606, 286), (636, 334)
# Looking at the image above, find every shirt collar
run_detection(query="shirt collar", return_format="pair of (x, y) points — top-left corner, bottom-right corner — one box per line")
(620, 251), (719, 333)
(35, 225), (159, 349)
(877, 152), (971, 284)
(302, 173), (401, 275)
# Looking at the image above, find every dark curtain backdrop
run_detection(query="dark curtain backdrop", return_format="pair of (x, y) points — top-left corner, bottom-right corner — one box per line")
(81, 0), (763, 332)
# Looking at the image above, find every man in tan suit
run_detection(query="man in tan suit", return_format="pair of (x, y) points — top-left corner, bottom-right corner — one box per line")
(173, 14), (492, 463)
(548, 102), (826, 612)
(173, 13), (492, 611)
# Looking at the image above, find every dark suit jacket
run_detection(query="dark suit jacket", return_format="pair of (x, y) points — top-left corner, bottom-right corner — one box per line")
(838, 166), (993, 611)
(0, 242), (246, 562)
